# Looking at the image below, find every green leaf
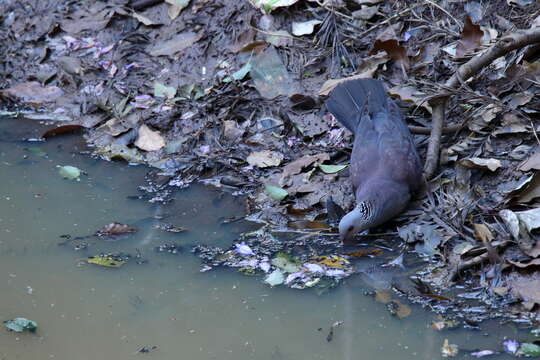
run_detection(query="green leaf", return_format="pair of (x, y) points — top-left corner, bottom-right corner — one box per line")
(223, 63), (252, 83)
(520, 343), (540, 356)
(264, 184), (288, 201)
(58, 165), (81, 180)
(264, 269), (285, 286)
(317, 163), (348, 174)
(86, 255), (126, 268)
(154, 82), (176, 99)
(4, 318), (37, 333)
(271, 253), (300, 273)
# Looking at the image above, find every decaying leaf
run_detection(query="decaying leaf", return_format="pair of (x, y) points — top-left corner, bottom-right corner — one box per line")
(518, 151), (540, 171)
(265, 269), (285, 286)
(86, 254), (126, 268)
(247, 150), (283, 168)
(95, 222), (137, 236)
(441, 339), (459, 358)
(318, 53), (388, 96)
(147, 32), (202, 57)
(4, 318), (38, 333)
(310, 255), (349, 269)
(134, 124), (165, 152)
(281, 153), (330, 180)
(165, 0), (190, 19)
(58, 165), (82, 180)
(251, 46), (294, 98)
(387, 86), (432, 113)
(249, 0), (300, 13)
(459, 157), (502, 172)
(473, 223), (494, 243)
(374, 289), (392, 303)
(370, 39), (409, 69)
(291, 20), (322, 36)
(154, 82), (176, 99)
(0, 81), (64, 105)
(456, 17), (483, 57)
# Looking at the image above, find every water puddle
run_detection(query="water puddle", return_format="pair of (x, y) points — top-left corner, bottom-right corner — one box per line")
(0, 118), (523, 359)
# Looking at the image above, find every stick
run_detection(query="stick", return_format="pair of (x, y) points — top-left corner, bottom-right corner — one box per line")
(424, 27), (540, 179)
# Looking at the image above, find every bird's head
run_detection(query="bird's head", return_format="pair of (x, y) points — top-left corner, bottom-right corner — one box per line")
(338, 202), (372, 242)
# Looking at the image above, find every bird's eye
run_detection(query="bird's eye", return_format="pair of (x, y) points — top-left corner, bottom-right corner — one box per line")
(348, 226), (354, 233)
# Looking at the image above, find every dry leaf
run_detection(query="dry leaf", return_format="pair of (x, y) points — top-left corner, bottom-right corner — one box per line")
(0, 81), (63, 105)
(518, 151), (540, 171)
(473, 223), (494, 243)
(134, 124), (165, 151)
(246, 150), (283, 168)
(460, 157), (502, 172)
(318, 53), (388, 96)
(456, 16), (483, 57)
(388, 86), (432, 113)
(370, 39), (409, 69)
(281, 153), (330, 181)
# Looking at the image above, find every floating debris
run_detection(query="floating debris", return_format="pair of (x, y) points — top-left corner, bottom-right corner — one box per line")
(4, 318), (38, 333)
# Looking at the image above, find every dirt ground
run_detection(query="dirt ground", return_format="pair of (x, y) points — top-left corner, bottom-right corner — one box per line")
(2, 0), (540, 325)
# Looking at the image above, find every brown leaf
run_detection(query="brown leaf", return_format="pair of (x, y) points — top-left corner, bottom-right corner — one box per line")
(370, 39), (409, 69)
(456, 16), (483, 57)
(42, 125), (84, 138)
(147, 32), (202, 57)
(134, 124), (165, 152)
(0, 81), (63, 105)
(343, 249), (382, 257)
(460, 157), (502, 172)
(374, 289), (392, 304)
(281, 153), (330, 180)
(95, 222), (137, 236)
(318, 53), (388, 96)
(473, 223), (494, 243)
(287, 220), (331, 230)
(388, 86), (431, 113)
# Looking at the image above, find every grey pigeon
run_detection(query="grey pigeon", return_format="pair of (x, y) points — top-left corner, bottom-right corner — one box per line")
(325, 79), (422, 241)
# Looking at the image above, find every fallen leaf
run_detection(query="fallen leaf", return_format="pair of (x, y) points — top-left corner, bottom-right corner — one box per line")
(291, 20), (322, 36)
(42, 125), (84, 138)
(154, 82), (176, 99)
(58, 165), (81, 180)
(265, 269), (285, 286)
(456, 16), (483, 57)
(505, 92), (534, 109)
(4, 318), (37, 333)
(271, 253), (300, 273)
(147, 32), (202, 57)
(519, 343), (540, 357)
(281, 153), (330, 180)
(165, 0), (190, 19)
(318, 53), (388, 96)
(518, 151), (540, 171)
(473, 223), (494, 243)
(95, 222), (137, 236)
(86, 254), (126, 268)
(251, 46), (294, 98)
(374, 289), (392, 303)
(317, 163), (348, 174)
(459, 157), (502, 172)
(352, 5), (379, 20)
(131, 11), (158, 26)
(1, 81), (63, 105)
(247, 150), (283, 167)
(264, 184), (288, 200)
(249, 0), (300, 13)
(370, 39), (409, 69)
(388, 86), (432, 113)
(223, 62), (252, 83)
(135, 124), (165, 151)
(441, 339), (459, 358)
(310, 255), (350, 269)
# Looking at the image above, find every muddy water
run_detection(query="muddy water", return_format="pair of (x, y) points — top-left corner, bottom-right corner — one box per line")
(0, 118), (518, 359)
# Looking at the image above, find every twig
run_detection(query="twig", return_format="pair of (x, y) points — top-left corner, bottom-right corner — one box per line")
(423, 0), (462, 29)
(424, 27), (540, 179)
(409, 124), (462, 135)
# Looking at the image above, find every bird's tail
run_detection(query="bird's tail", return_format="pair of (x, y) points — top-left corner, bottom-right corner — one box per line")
(324, 78), (388, 133)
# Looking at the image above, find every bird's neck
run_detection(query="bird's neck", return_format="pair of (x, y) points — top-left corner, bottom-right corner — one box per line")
(355, 179), (411, 228)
